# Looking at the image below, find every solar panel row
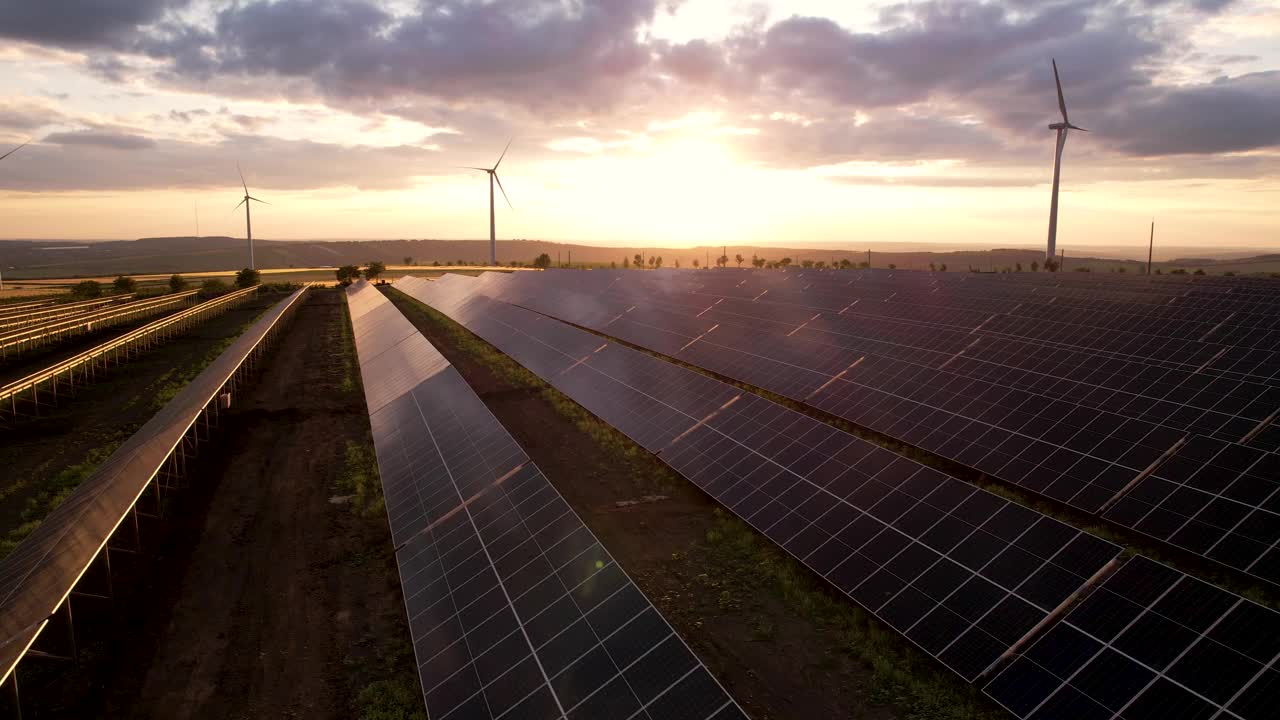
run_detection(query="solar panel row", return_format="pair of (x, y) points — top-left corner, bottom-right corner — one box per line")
(0, 286), (309, 686)
(395, 273), (1280, 720)
(465, 272), (1279, 586)
(393, 275), (1123, 683)
(345, 280), (743, 720)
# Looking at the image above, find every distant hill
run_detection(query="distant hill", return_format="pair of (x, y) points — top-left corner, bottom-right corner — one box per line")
(1, 237), (1276, 278)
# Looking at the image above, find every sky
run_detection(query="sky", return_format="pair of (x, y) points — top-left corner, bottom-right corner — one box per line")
(0, 0), (1277, 252)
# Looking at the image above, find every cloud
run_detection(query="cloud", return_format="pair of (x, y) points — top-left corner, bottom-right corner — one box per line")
(1102, 71), (1280, 155)
(0, 99), (65, 132)
(0, 0), (190, 49)
(0, 133), (440, 192)
(44, 130), (156, 150)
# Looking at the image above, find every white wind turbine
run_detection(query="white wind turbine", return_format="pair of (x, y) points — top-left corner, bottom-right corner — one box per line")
(461, 139), (513, 265)
(233, 163), (269, 270)
(1045, 59), (1087, 267)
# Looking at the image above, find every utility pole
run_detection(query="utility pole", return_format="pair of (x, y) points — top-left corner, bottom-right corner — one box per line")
(867, 249), (871, 268)
(706, 248), (709, 269)
(1152, 219), (1162, 274)
(722, 246), (726, 269)
(568, 249), (572, 269)
(557, 250), (561, 268)
(1060, 248), (1065, 272)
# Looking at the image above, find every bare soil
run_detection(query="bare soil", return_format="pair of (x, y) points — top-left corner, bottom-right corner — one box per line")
(15, 289), (414, 719)
(383, 288), (920, 720)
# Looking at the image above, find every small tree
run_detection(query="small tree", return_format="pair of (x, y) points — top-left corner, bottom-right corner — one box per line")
(364, 261), (386, 281)
(1015, 262), (1022, 272)
(235, 268), (261, 288)
(1194, 268), (1206, 275)
(72, 280), (103, 299)
(200, 278), (228, 297)
(718, 254), (729, 268)
(754, 256), (767, 269)
(1043, 258), (1059, 272)
(938, 263), (947, 272)
(647, 256), (656, 268)
(335, 264), (361, 285)
(403, 256), (413, 266)
(815, 261), (827, 269)
(779, 257), (792, 267)
(610, 261), (617, 269)
(532, 253), (552, 269)
(735, 253), (744, 268)
(929, 262), (936, 272)
(623, 256), (631, 268)
(693, 259), (699, 268)
(801, 260), (814, 268)
(1031, 261), (1039, 272)
(674, 259), (680, 268)
(655, 256), (663, 269)
(431, 260), (440, 267)
(113, 275), (136, 294)
(888, 263), (897, 270)
(168, 274), (188, 292)
(634, 253), (643, 268)
(839, 259), (852, 269)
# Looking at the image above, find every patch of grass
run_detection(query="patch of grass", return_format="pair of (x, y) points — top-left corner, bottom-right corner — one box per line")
(353, 677), (428, 720)
(337, 299), (358, 395)
(338, 439), (384, 518)
(0, 440), (124, 559)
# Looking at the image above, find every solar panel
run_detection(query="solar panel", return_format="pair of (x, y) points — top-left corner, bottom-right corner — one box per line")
(345, 281), (743, 720)
(469, 272), (1278, 584)
(393, 276), (1123, 684)
(985, 555), (1280, 720)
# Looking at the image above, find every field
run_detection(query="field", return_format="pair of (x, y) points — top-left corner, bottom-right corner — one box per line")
(2, 266), (1278, 720)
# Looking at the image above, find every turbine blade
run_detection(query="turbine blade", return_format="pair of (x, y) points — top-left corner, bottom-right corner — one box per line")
(1067, 123), (1088, 132)
(1052, 59), (1069, 123)
(237, 161), (248, 194)
(0, 141), (28, 162)
(493, 137), (513, 171)
(234, 197), (247, 211)
(249, 196), (271, 205)
(459, 166), (490, 172)
(493, 172), (513, 210)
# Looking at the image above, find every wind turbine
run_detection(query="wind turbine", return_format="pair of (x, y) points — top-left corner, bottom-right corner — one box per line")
(0, 142), (27, 162)
(233, 163), (269, 270)
(1045, 59), (1087, 268)
(462, 139), (513, 265)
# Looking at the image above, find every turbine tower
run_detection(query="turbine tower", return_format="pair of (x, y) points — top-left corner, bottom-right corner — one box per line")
(233, 163), (269, 270)
(462, 140), (513, 265)
(1045, 59), (1087, 267)
(0, 142), (27, 162)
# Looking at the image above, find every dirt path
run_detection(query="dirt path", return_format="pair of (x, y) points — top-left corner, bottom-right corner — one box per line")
(22, 290), (416, 719)
(381, 288), (1005, 720)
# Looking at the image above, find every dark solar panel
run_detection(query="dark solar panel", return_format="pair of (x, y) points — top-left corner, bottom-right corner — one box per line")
(346, 281), (742, 720)
(985, 555), (1280, 720)
(393, 276), (1123, 684)
(467, 271), (1278, 584)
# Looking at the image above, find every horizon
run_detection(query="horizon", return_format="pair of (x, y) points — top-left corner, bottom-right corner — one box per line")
(2, 1), (1278, 249)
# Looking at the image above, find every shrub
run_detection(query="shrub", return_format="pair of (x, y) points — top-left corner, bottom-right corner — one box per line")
(112, 275), (137, 293)
(71, 280), (102, 299)
(168, 274), (188, 292)
(235, 267), (261, 288)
